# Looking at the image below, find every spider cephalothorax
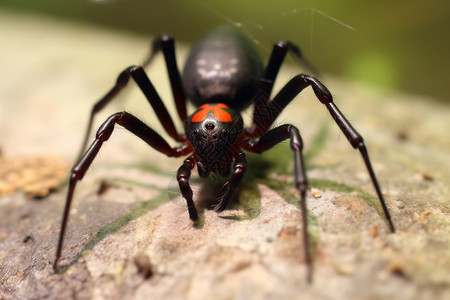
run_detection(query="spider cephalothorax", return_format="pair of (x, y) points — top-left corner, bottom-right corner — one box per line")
(186, 103), (243, 177)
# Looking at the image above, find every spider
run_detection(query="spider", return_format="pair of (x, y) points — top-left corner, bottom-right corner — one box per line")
(54, 26), (395, 281)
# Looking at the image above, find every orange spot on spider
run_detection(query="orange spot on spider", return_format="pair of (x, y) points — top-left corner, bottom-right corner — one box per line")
(192, 103), (232, 123)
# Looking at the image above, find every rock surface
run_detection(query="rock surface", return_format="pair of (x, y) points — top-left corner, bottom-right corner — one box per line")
(1, 10), (449, 300)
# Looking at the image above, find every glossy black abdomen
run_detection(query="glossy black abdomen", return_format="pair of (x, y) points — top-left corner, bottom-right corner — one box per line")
(182, 27), (264, 111)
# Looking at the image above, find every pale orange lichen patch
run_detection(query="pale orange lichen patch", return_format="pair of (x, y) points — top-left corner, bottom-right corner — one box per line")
(278, 225), (298, 239)
(0, 155), (68, 198)
(370, 224), (379, 237)
(333, 195), (367, 211)
(420, 170), (434, 181)
(412, 210), (432, 226)
(310, 188), (322, 198)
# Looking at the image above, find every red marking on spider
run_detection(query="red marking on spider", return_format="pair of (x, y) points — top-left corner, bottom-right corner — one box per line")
(192, 103), (232, 123)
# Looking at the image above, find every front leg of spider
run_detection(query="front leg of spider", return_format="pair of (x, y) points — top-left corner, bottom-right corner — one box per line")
(177, 155), (199, 222)
(214, 152), (247, 213)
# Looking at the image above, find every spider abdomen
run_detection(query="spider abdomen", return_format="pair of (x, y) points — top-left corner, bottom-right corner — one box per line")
(183, 26), (264, 111)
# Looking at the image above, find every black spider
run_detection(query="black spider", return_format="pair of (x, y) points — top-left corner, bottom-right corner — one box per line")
(54, 27), (395, 281)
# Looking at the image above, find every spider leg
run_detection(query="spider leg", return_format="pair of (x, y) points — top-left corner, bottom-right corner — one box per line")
(54, 112), (192, 272)
(252, 41), (316, 135)
(177, 155), (199, 221)
(245, 124), (311, 282)
(78, 64), (184, 160)
(214, 152), (247, 212)
(251, 74), (395, 233)
(143, 35), (187, 122)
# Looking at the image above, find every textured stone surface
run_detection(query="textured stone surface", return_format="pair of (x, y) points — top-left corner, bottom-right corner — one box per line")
(1, 10), (449, 300)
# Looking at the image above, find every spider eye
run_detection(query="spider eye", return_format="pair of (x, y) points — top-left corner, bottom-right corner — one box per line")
(205, 122), (215, 130)
(221, 129), (228, 137)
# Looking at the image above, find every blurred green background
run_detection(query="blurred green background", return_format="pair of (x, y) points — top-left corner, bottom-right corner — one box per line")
(1, 0), (448, 102)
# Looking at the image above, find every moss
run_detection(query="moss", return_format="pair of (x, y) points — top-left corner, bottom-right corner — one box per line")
(108, 162), (175, 177)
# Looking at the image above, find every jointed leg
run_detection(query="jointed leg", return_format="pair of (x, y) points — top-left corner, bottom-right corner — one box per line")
(252, 41), (316, 134)
(263, 41), (317, 96)
(177, 151), (247, 219)
(325, 102), (395, 232)
(250, 74), (395, 233)
(214, 152), (247, 212)
(246, 124), (311, 282)
(78, 64), (185, 160)
(177, 155), (199, 221)
(54, 112), (192, 271)
(143, 35), (187, 122)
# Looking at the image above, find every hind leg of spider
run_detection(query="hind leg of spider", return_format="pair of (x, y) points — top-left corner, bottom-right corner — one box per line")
(245, 124), (311, 282)
(77, 65), (185, 160)
(251, 40), (316, 136)
(78, 36), (186, 160)
(54, 112), (192, 272)
(143, 35), (187, 121)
